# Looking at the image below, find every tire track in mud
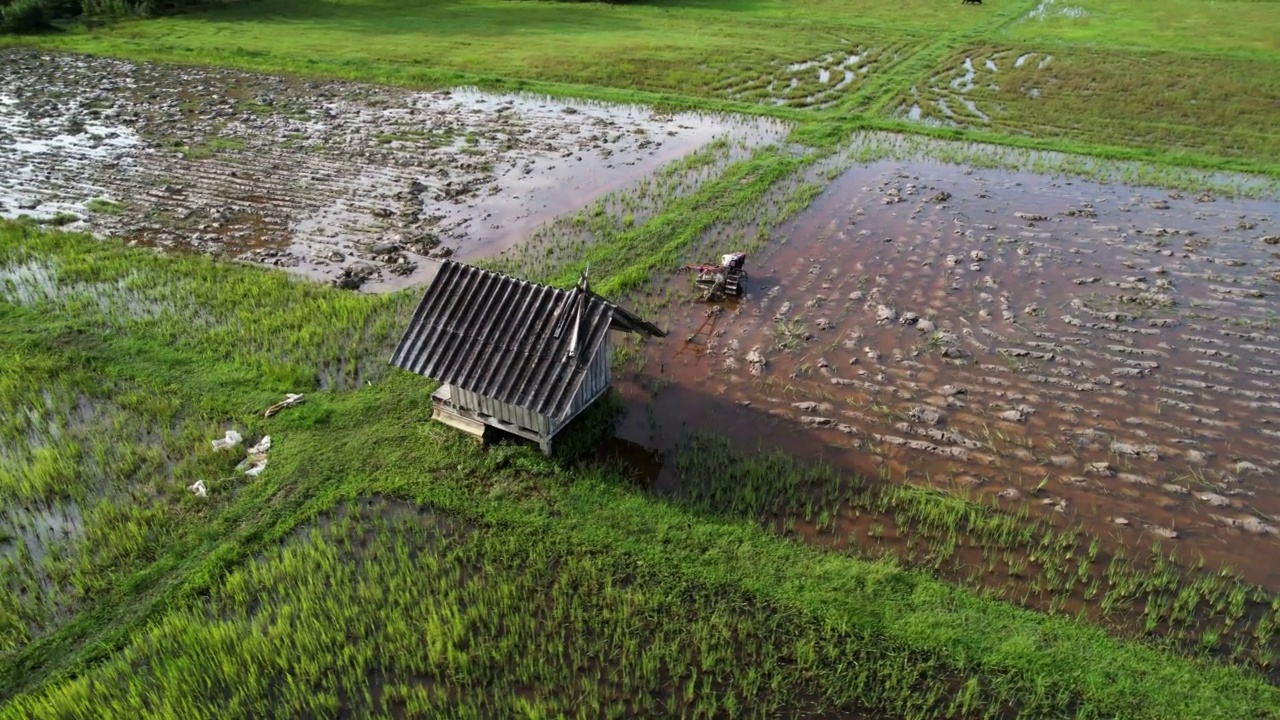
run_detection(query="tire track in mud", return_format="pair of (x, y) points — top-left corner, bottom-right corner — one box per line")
(710, 41), (912, 110)
(897, 49), (1053, 126)
(633, 159), (1280, 587)
(0, 49), (785, 293)
(849, 0), (1042, 115)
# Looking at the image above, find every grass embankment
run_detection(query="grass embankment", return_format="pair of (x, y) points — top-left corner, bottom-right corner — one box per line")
(8, 0), (1280, 166)
(489, 142), (823, 295)
(4, 176), (1280, 714)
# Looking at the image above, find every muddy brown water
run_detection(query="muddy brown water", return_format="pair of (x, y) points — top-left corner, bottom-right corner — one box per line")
(0, 49), (786, 293)
(618, 158), (1280, 589)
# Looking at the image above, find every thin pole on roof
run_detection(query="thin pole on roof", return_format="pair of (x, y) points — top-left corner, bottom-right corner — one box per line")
(569, 264), (588, 359)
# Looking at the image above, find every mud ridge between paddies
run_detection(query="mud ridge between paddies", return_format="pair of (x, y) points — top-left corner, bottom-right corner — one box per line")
(0, 48), (786, 292)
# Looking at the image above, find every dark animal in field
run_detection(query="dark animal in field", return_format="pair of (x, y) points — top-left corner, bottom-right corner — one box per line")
(963, 0), (982, 4)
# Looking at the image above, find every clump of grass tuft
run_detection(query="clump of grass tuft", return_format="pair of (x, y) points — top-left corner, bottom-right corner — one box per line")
(85, 199), (125, 215)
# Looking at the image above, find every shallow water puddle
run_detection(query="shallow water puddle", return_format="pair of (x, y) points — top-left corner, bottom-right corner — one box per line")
(718, 45), (883, 110)
(0, 501), (83, 565)
(0, 256), (180, 323)
(1025, 0), (1087, 21)
(0, 258), (58, 305)
(0, 49), (787, 293)
(903, 49), (1056, 126)
(950, 59), (977, 92)
(621, 159), (1280, 588)
(0, 90), (138, 227)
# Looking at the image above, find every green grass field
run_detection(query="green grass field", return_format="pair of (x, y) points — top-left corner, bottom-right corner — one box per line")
(903, 42), (1280, 161)
(4, 221), (1280, 718)
(31, 0), (969, 100)
(5, 0), (1280, 715)
(1001, 0), (1280, 56)
(12, 0), (1280, 165)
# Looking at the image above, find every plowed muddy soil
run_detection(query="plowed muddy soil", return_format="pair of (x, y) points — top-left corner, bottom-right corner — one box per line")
(0, 49), (785, 292)
(621, 159), (1280, 588)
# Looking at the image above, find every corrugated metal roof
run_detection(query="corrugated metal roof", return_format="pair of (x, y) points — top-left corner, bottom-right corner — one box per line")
(390, 261), (665, 419)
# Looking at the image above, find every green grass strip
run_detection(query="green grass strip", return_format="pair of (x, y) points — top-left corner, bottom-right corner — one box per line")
(541, 145), (816, 296)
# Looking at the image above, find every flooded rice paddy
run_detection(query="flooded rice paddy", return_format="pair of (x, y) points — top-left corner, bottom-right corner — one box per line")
(621, 159), (1280, 589)
(0, 49), (786, 292)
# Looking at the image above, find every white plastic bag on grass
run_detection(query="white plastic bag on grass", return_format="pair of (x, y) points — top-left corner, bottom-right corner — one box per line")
(211, 430), (242, 451)
(238, 452), (268, 477)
